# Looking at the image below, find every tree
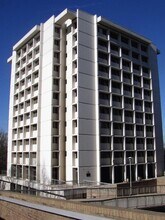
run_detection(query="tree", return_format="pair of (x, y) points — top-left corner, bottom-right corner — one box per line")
(0, 130), (7, 175)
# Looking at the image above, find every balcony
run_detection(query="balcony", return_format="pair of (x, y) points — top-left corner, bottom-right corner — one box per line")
(137, 157), (145, 163)
(113, 143), (123, 150)
(98, 45), (108, 52)
(99, 71), (109, 78)
(52, 128), (59, 135)
(25, 131), (30, 139)
(112, 87), (121, 94)
(114, 158), (124, 165)
(31, 130), (37, 137)
(24, 158), (29, 165)
(100, 113), (110, 120)
(100, 128), (111, 135)
(137, 144), (144, 150)
(98, 57), (108, 65)
(99, 99), (110, 106)
(111, 61), (120, 69)
(25, 118), (30, 125)
(52, 158), (59, 166)
(101, 158), (111, 165)
(24, 145), (29, 152)
(30, 158), (37, 166)
(113, 115), (122, 122)
(99, 84), (109, 92)
(123, 90), (132, 97)
(73, 158), (78, 167)
(146, 132), (153, 137)
(136, 131), (144, 137)
(125, 117), (133, 123)
(100, 143), (111, 151)
(126, 143), (134, 150)
(31, 144), (37, 151)
(147, 156), (154, 162)
(113, 129), (123, 136)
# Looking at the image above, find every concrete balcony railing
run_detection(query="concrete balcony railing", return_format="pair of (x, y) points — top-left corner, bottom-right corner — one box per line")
(52, 158), (59, 166)
(137, 157), (145, 163)
(100, 143), (111, 151)
(111, 62), (120, 69)
(24, 158), (29, 165)
(99, 85), (109, 92)
(137, 144), (145, 150)
(25, 132), (30, 139)
(101, 158), (111, 165)
(113, 129), (123, 136)
(73, 158), (78, 167)
(99, 99), (110, 106)
(113, 144), (123, 150)
(125, 144), (134, 150)
(147, 156), (154, 162)
(31, 144), (37, 152)
(114, 158), (124, 165)
(113, 101), (122, 108)
(24, 145), (30, 152)
(98, 45), (108, 52)
(98, 58), (108, 65)
(98, 71), (109, 78)
(100, 113), (110, 120)
(100, 128), (111, 135)
(30, 159), (37, 166)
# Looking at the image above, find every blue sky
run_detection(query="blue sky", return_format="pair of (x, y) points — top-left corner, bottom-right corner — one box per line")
(1, 0), (165, 139)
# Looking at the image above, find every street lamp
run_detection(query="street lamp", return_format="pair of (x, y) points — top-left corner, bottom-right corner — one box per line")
(128, 157), (132, 196)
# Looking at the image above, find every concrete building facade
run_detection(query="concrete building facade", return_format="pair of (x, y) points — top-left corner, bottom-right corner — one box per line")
(7, 9), (164, 190)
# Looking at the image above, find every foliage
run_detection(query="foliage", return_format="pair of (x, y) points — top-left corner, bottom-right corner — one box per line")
(0, 130), (7, 174)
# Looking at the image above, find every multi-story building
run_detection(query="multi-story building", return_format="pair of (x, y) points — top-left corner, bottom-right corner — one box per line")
(7, 9), (164, 190)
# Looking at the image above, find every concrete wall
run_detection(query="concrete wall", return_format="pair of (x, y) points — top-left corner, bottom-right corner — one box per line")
(1, 192), (165, 220)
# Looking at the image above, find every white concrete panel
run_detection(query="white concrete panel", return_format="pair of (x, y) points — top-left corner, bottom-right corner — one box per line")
(79, 72), (95, 90)
(40, 91), (52, 107)
(79, 166), (97, 183)
(41, 76), (52, 93)
(79, 32), (95, 49)
(42, 65), (53, 80)
(78, 58), (95, 75)
(79, 151), (97, 166)
(79, 135), (96, 150)
(78, 10), (94, 24)
(78, 87), (95, 104)
(78, 19), (94, 36)
(79, 45), (95, 62)
(42, 50), (53, 67)
(79, 103), (96, 120)
(79, 119), (96, 135)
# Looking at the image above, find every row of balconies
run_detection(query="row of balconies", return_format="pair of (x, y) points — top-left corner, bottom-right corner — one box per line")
(100, 108), (153, 124)
(16, 46), (39, 69)
(11, 152), (37, 166)
(99, 83), (152, 100)
(97, 27), (148, 55)
(100, 94), (153, 112)
(16, 35), (40, 61)
(99, 71), (151, 89)
(100, 122), (154, 137)
(11, 164), (36, 180)
(98, 52), (149, 70)
(14, 71), (39, 93)
(100, 156), (155, 166)
(15, 57), (39, 75)
(98, 40), (149, 65)
(14, 98), (38, 115)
